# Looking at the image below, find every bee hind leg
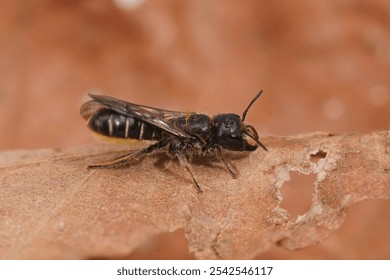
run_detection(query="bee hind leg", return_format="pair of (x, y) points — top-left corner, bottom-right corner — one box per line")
(88, 141), (165, 169)
(88, 152), (137, 169)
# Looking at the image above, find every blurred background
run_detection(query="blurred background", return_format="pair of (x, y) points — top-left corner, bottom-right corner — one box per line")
(0, 0), (388, 259)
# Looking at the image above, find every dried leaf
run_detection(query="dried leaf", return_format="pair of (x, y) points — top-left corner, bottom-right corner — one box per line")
(0, 130), (389, 259)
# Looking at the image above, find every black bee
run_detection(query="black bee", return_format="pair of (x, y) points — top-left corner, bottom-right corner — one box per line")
(80, 91), (267, 193)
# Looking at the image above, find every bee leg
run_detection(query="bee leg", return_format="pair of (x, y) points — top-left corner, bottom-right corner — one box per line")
(163, 158), (173, 170)
(175, 153), (203, 194)
(185, 165), (203, 194)
(215, 147), (237, 179)
(88, 152), (137, 169)
(219, 157), (237, 179)
(88, 141), (165, 169)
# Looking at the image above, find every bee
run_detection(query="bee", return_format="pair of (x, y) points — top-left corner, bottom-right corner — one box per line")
(80, 91), (267, 193)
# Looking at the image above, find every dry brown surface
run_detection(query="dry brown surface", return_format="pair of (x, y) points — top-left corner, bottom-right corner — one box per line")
(0, 0), (389, 259)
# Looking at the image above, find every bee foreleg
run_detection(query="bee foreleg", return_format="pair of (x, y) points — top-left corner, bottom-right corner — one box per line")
(219, 157), (237, 179)
(215, 147), (237, 179)
(175, 153), (203, 194)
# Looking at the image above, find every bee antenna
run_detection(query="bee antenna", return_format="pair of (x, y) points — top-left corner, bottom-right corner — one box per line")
(242, 90), (264, 122)
(244, 132), (268, 152)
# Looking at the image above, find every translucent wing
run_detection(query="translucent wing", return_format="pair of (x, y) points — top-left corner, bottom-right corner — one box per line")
(82, 94), (193, 139)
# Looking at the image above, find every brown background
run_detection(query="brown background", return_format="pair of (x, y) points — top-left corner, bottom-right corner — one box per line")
(0, 0), (389, 259)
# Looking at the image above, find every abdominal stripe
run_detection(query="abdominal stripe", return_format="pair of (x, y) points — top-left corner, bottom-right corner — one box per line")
(89, 109), (160, 140)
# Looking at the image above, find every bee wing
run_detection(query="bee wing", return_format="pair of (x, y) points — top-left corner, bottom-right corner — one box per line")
(80, 99), (105, 121)
(134, 104), (189, 120)
(86, 94), (194, 139)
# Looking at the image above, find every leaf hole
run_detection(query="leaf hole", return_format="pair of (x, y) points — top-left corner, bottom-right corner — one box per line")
(279, 171), (316, 222)
(309, 150), (327, 164)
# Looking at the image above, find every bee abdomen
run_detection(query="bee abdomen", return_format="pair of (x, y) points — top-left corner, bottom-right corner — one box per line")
(88, 108), (161, 140)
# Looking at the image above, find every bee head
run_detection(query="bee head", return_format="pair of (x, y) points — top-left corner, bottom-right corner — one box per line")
(212, 90), (268, 152)
(213, 114), (267, 151)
